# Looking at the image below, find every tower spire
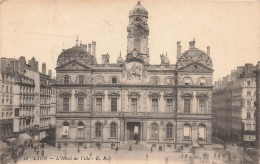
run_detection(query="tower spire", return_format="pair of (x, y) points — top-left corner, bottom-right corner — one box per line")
(76, 36), (79, 46)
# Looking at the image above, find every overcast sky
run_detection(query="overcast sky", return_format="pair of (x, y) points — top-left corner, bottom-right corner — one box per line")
(1, 0), (260, 82)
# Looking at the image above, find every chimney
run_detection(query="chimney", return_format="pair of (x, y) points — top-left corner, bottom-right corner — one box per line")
(19, 56), (26, 74)
(207, 46), (210, 56)
(42, 62), (46, 75)
(92, 41), (96, 57)
(189, 39), (195, 49)
(176, 41), (182, 61)
(102, 53), (110, 64)
(231, 70), (238, 80)
(48, 70), (52, 78)
(28, 57), (38, 72)
(88, 43), (92, 55)
(244, 63), (254, 77)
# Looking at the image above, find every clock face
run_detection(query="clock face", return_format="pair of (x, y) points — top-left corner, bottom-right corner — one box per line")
(136, 17), (141, 21)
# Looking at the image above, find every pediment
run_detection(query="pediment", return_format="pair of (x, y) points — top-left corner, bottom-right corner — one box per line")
(177, 62), (213, 73)
(56, 60), (92, 71)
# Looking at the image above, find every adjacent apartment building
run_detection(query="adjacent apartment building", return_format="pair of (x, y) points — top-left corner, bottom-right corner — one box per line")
(213, 63), (257, 147)
(0, 57), (56, 144)
(55, 1), (214, 150)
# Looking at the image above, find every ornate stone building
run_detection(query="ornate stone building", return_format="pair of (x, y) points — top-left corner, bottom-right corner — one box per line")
(213, 63), (257, 147)
(55, 2), (214, 150)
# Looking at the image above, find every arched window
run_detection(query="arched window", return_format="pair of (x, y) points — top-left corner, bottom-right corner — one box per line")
(247, 100), (251, 108)
(151, 123), (159, 139)
(77, 122), (84, 138)
(198, 124), (206, 140)
(166, 123), (173, 139)
(63, 97), (70, 111)
(62, 122), (70, 137)
(63, 76), (70, 84)
(110, 122), (117, 138)
(183, 124), (191, 140)
(111, 77), (118, 84)
(247, 112), (251, 119)
(95, 122), (102, 138)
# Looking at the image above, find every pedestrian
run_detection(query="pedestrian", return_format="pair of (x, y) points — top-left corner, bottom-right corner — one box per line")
(77, 146), (80, 153)
(31, 143), (33, 148)
(41, 143), (44, 149)
(214, 152), (216, 158)
(115, 146), (118, 154)
(89, 152), (92, 157)
(58, 143), (61, 151)
(146, 153), (148, 161)
(151, 146), (153, 153)
(218, 153), (220, 159)
(41, 150), (44, 156)
(181, 153), (183, 159)
(129, 145), (132, 151)
(84, 144), (87, 149)
(36, 149), (39, 155)
(34, 146), (36, 152)
(165, 157), (168, 164)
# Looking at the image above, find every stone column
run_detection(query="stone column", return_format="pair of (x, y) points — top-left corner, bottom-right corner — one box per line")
(120, 120), (124, 141)
(140, 122), (143, 142)
(143, 122), (147, 141)
(124, 122), (127, 141)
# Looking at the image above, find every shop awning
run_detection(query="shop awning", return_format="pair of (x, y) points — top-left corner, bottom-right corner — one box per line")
(5, 138), (17, 143)
(0, 140), (8, 150)
(19, 133), (32, 144)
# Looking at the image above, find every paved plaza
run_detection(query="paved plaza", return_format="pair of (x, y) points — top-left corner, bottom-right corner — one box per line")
(14, 143), (244, 164)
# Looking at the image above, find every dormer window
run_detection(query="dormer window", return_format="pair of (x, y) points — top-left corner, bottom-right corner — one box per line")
(112, 77), (117, 84)
(151, 77), (159, 85)
(247, 80), (251, 86)
(96, 76), (104, 84)
(184, 78), (191, 85)
(199, 78), (206, 86)
(78, 76), (84, 84)
(63, 76), (70, 84)
(165, 77), (173, 85)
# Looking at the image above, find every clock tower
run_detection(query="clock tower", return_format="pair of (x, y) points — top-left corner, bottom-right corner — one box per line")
(127, 1), (149, 63)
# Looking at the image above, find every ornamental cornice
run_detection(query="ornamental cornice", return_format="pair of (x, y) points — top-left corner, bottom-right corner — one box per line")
(196, 92), (209, 98)
(127, 91), (141, 97)
(93, 90), (105, 97)
(108, 91), (120, 97)
(148, 91), (161, 98)
(180, 91), (194, 98)
(75, 90), (87, 97)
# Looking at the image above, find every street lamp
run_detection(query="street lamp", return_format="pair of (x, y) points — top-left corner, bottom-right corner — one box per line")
(62, 136), (68, 156)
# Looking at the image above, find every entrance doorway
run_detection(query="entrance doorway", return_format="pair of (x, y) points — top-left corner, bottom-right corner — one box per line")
(127, 122), (141, 141)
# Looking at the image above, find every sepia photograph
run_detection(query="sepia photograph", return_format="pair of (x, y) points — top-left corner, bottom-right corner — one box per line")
(0, 0), (260, 164)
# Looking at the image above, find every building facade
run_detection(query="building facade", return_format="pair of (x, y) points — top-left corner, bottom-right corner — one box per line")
(55, 2), (214, 150)
(213, 63), (257, 147)
(0, 56), (56, 143)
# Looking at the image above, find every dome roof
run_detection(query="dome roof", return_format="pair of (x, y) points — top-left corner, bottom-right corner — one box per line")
(57, 46), (95, 67)
(129, 2), (148, 18)
(164, 55), (170, 65)
(177, 47), (213, 69)
(117, 52), (124, 64)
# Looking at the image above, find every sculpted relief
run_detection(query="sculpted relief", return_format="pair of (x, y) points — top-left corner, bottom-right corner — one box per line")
(126, 62), (143, 81)
(177, 53), (213, 69)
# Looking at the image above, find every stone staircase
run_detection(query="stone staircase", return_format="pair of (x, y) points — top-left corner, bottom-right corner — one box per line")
(119, 141), (150, 151)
